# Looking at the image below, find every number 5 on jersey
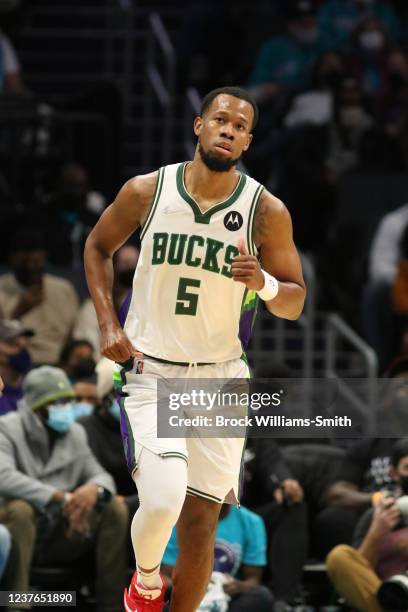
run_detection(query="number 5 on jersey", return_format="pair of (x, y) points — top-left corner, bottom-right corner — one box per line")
(175, 277), (201, 315)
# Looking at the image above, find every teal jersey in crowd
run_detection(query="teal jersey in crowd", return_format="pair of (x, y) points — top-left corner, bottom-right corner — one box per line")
(163, 505), (267, 577)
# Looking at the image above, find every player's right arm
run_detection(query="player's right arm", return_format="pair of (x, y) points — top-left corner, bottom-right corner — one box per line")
(84, 172), (157, 362)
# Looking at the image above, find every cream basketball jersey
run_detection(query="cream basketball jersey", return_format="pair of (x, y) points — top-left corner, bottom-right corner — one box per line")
(122, 162), (264, 363)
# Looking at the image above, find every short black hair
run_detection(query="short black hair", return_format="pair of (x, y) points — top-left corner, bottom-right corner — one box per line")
(200, 86), (259, 130)
(59, 339), (94, 365)
(391, 438), (408, 467)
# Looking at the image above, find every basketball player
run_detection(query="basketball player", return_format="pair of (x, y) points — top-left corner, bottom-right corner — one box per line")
(84, 86), (306, 612)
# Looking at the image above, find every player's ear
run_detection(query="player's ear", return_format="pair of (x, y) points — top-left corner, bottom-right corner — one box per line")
(193, 116), (203, 136)
(243, 133), (253, 151)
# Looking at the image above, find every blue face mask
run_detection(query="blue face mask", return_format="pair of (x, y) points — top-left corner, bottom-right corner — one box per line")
(46, 403), (76, 433)
(108, 399), (121, 421)
(72, 402), (94, 420)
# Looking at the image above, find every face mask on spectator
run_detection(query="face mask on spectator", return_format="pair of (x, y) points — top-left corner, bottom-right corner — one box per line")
(8, 349), (32, 374)
(291, 26), (318, 46)
(72, 401), (94, 420)
(108, 398), (121, 421)
(400, 475), (408, 495)
(359, 30), (384, 52)
(46, 403), (76, 433)
(70, 357), (96, 380)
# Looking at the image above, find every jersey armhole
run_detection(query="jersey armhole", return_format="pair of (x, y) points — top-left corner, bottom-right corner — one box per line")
(140, 166), (165, 240)
(247, 184), (264, 256)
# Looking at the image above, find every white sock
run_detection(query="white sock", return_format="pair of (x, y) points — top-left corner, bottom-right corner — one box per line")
(137, 563), (162, 590)
(131, 448), (187, 587)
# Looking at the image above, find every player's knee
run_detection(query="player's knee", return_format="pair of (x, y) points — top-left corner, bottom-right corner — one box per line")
(326, 544), (354, 578)
(148, 489), (185, 527)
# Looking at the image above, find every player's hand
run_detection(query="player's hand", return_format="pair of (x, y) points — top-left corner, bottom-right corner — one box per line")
(100, 322), (143, 362)
(0, 375), (3, 397)
(231, 239), (264, 290)
(282, 479), (304, 504)
(371, 497), (400, 537)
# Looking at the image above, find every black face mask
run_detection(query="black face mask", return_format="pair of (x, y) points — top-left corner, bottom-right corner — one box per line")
(117, 269), (134, 288)
(8, 348), (32, 374)
(70, 357), (96, 379)
(400, 475), (408, 495)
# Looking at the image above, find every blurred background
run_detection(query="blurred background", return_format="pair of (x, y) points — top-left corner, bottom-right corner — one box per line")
(1, 0), (408, 610)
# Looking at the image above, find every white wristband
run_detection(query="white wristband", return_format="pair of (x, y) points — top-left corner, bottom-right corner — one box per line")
(257, 270), (279, 301)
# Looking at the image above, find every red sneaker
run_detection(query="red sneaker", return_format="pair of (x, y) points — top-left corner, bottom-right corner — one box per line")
(124, 570), (167, 612)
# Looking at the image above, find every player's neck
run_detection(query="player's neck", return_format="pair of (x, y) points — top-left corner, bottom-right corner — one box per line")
(186, 157), (240, 203)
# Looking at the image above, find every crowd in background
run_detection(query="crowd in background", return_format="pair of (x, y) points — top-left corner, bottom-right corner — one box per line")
(2, 0), (408, 611)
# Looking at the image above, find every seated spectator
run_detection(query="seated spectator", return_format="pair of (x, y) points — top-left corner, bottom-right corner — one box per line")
(318, 0), (400, 50)
(317, 436), (397, 559)
(248, 0), (331, 105)
(326, 438), (408, 612)
(79, 358), (138, 514)
(73, 244), (139, 358)
(242, 438), (308, 609)
(59, 338), (95, 380)
(72, 373), (98, 420)
(363, 205), (408, 369)
(0, 319), (33, 416)
(0, 366), (128, 611)
(35, 162), (106, 268)
(0, 523), (11, 581)
(347, 15), (395, 108)
(162, 504), (274, 612)
(0, 229), (79, 365)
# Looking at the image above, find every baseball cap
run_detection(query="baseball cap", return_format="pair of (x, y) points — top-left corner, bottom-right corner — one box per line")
(0, 319), (34, 342)
(287, 0), (316, 19)
(23, 366), (75, 411)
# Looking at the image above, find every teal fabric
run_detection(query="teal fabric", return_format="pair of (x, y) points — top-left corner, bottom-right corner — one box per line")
(163, 505), (267, 576)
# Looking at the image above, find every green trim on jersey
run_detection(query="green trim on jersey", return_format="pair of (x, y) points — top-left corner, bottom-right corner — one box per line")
(247, 184), (264, 256)
(176, 162), (247, 224)
(140, 166), (165, 240)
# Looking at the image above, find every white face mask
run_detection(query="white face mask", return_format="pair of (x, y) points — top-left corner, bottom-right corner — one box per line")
(359, 30), (384, 52)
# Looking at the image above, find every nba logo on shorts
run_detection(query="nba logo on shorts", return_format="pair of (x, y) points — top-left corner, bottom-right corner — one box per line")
(135, 359), (144, 374)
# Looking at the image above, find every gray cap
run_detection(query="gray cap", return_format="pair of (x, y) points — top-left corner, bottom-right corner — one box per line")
(23, 366), (75, 411)
(0, 319), (34, 342)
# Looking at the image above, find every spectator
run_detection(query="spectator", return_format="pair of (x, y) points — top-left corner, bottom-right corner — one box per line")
(0, 319), (33, 416)
(36, 162), (106, 268)
(317, 435), (397, 559)
(318, 0), (400, 50)
(248, 0), (331, 103)
(0, 524), (11, 581)
(326, 438), (408, 612)
(59, 338), (95, 380)
(162, 503), (274, 612)
(73, 244), (139, 358)
(242, 438), (308, 608)
(79, 358), (138, 514)
(0, 366), (128, 611)
(363, 206), (408, 369)
(72, 373), (98, 420)
(0, 229), (79, 365)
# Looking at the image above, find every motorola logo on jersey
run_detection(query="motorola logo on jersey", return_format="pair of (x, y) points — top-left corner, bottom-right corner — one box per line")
(224, 211), (243, 231)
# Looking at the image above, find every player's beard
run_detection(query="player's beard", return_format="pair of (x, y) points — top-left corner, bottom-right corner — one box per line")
(198, 142), (241, 172)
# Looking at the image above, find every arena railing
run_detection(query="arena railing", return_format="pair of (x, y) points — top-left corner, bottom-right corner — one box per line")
(142, 12), (176, 169)
(324, 313), (378, 436)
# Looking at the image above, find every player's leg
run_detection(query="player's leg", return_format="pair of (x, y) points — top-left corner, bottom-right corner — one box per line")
(131, 447), (187, 590)
(170, 495), (222, 612)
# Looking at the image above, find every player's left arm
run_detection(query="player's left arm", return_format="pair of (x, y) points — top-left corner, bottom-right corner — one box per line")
(232, 190), (306, 320)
